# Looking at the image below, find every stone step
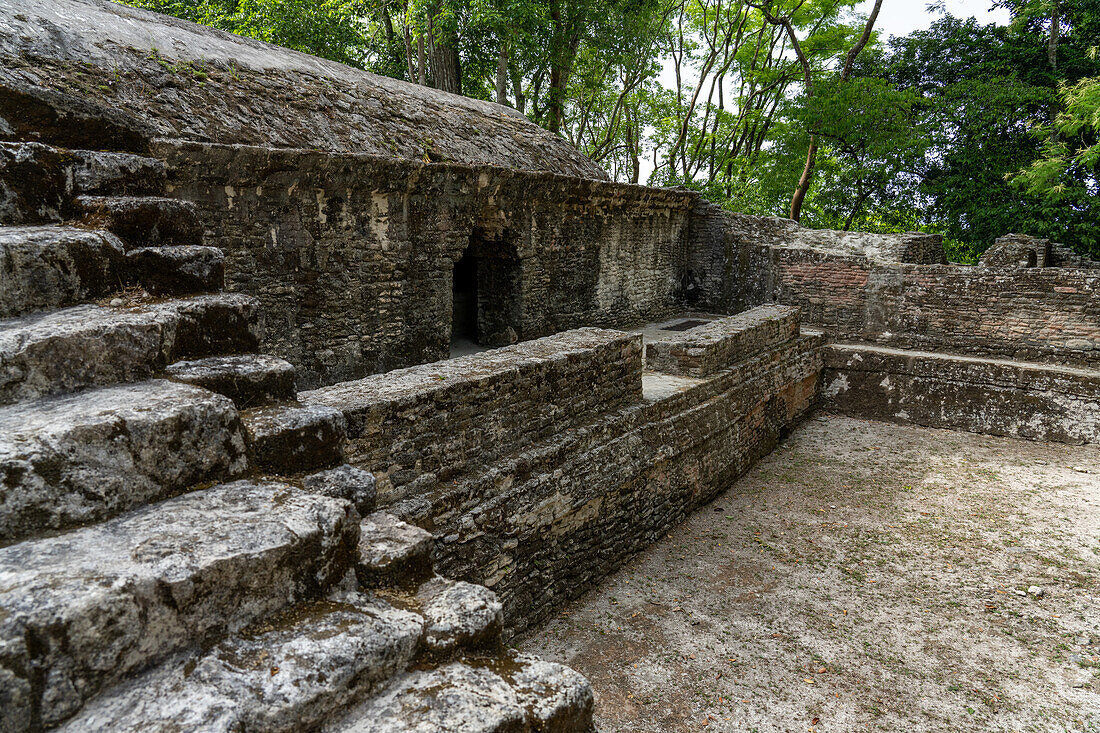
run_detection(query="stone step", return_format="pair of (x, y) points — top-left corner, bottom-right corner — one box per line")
(70, 150), (167, 196)
(242, 403), (346, 475)
(302, 464), (378, 516)
(0, 142), (67, 225)
(57, 594), (424, 733)
(75, 195), (201, 248)
(167, 353), (296, 408)
(0, 293), (262, 405)
(0, 379), (248, 543)
(0, 225), (125, 319)
(416, 576), (504, 655)
(327, 653), (594, 733)
(356, 512), (435, 589)
(125, 245), (225, 295)
(0, 480), (359, 730)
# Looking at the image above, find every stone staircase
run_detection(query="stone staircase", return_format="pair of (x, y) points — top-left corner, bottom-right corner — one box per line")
(0, 142), (594, 732)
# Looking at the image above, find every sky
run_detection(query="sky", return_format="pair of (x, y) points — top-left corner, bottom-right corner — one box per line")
(861, 0), (1010, 38)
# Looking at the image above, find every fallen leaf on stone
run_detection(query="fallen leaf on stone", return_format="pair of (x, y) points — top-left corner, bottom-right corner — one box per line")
(812, 717), (820, 725)
(804, 678), (815, 684)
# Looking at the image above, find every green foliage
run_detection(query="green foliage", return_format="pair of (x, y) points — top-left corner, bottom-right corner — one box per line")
(125, 0), (373, 67)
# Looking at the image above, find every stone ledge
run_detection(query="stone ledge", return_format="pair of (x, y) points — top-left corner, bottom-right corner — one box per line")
(823, 343), (1100, 444)
(644, 305), (801, 376)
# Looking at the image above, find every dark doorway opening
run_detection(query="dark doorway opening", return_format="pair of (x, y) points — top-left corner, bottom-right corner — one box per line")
(452, 251), (479, 344)
(450, 230), (522, 356)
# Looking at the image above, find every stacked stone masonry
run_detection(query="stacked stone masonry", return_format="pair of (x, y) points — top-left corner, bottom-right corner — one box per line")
(0, 137), (591, 732)
(2, 1), (1099, 730)
(304, 315), (823, 633)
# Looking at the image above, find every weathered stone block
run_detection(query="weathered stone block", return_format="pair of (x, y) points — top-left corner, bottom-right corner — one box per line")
(416, 576), (503, 654)
(303, 464), (377, 516)
(125, 244), (225, 295)
(243, 403), (346, 474)
(0, 293), (262, 404)
(58, 596), (423, 733)
(167, 353), (296, 408)
(0, 225), (125, 318)
(0, 379), (247, 541)
(0, 480), (359, 729)
(356, 512), (434, 588)
(70, 150), (166, 196)
(331, 663), (528, 733)
(76, 194), (201, 249)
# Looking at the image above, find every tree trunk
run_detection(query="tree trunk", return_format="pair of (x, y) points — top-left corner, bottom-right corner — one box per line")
(790, 137), (817, 222)
(427, 11), (461, 94)
(495, 42), (509, 105)
(511, 65), (526, 114)
(1049, 0), (1061, 141)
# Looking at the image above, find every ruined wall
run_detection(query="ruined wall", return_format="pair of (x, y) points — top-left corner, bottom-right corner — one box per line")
(159, 142), (694, 388)
(771, 250), (1100, 367)
(303, 322), (822, 633)
(687, 207), (1099, 368)
(300, 329), (643, 506)
(823, 344), (1100, 444)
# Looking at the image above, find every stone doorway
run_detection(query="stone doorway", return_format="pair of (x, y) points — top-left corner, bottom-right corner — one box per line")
(450, 229), (522, 355)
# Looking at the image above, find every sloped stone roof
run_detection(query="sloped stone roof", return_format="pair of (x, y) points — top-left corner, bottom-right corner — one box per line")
(0, 0), (608, 179)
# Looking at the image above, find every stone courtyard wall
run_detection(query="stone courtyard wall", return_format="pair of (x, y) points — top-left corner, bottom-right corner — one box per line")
(304, 321), (822, 633)
(770, 250), (1100, 367)
(687, 205), (1100, 368)
(158, 141), (695, 388)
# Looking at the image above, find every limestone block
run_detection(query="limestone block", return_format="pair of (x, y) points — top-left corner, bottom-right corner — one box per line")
(59, 595), (423, 733)
(356, 512), (434, 588)
(0, 379), (247, 541)
(416, 576), (504, 654)
(0, 480), (360, 728)
(243, 403), (346, 474)
(125, 244), (225, 295)
(167, 353), (296, 408)
(0, 226), (125, 318)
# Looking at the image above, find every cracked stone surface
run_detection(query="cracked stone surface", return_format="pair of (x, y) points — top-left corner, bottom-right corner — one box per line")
(417, 577), (504, 653)
(0, 479), (359, 729)
(0, 379), (247, 541)
(0, 225), (125, 318)
(59, 595), (424, 733)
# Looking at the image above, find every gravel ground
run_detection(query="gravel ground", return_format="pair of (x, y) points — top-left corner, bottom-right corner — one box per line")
(517, 414), (1100, 732)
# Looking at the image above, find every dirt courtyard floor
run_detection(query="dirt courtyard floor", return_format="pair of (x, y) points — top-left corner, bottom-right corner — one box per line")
(517, 415), (1100, 732)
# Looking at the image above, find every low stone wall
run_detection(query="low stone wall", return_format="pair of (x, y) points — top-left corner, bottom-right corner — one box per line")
(300, 328), (643, 505)
(426, 333), (822, 634)
(772, 250), (1100, 367)
(822, 343), (1100, 444)
(645, 305), (799, 376)
(304, 324), (820, 633)
(158, 141), (695, 388)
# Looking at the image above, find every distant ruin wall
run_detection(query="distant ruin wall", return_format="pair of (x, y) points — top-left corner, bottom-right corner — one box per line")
(687, 206), (1099, 368)
(771, 250), (1100, 367)
(305, 325), (822, 633)
(823, 344), (1100, 444)
(158, 142), (695, 388)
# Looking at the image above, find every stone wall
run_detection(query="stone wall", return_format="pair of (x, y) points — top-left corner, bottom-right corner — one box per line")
(300, 328), (642, 506)
(159, 141), (695, 388)
(687, 207), (1099, 368)
(770, 250), (1100, 367)
(823, 343), (1100, 444)
(644, 305), (799, 377)
(304, 321), (822, 633)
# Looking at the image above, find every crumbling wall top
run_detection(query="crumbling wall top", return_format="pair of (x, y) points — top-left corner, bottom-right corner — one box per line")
(0, 0), (608, 179)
